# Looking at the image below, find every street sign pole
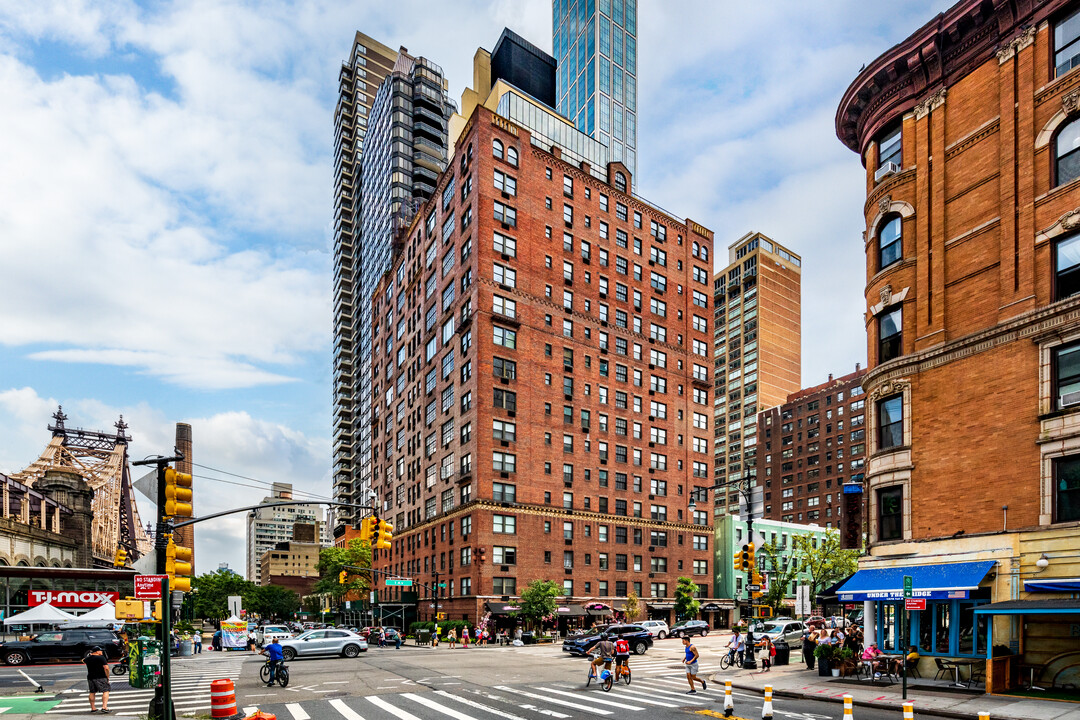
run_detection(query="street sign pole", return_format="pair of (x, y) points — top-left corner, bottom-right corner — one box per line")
(902, 575), (912, 700)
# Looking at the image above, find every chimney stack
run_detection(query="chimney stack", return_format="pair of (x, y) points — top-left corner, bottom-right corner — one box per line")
(174, 423), (194, 571)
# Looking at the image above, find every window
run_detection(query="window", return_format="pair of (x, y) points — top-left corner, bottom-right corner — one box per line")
(878, 125), (901, 169)
(878, 486), (902, 541)
(492, 452), (516, 472)
(493, 419), (516, 442)
(614, 172), (627, 193)
(1056, 234), (1080, 301)
(493, 170), (516, 195)
(879, 307), (901, 362)
(493, 546), (516, 565)
(493, 263), (516, 287)
(879, 216), (902, 269)
(563, 175), (573, 196)
(493, 295), (516, 318)
(493, 232), (516, 257)
(493, 514), (516, 534)
(507, 146), (518, 166)
(493, 357), (516, 379)
(492, 138), (504, 159)
(878, 395), (903, 450)
(494, 202), (517, 227)
(492, 577), (516, 595)
(493, 326), (516, 349)
(493, 388), (516, 411)
(1055, 342), (1080, 409)
(1056, 6), (1080, 77)
(1055, 455), (1080, 522)
(492, 482), (516, 502)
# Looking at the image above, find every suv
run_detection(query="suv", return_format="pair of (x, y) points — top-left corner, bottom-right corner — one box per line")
(669, 620), (710, 638)
(562, 624), (653, 656)
(639, 620), (670, 640)
(256, 625), (293, 647)
(759, 620), (806, 644)
(0, 629), (123, 665)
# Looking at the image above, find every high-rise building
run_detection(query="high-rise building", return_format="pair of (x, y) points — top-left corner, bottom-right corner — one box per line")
(712, 233), (801, 517)
(368, 35), (716, 625)
(757, 366), (867, 544)
(332, 35), (455, 534)
(833, 0), (1080, 675)
(552, 0), (638, 177)
(245, 483), (330, 584)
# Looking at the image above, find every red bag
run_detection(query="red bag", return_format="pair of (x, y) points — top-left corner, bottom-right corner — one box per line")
(770, 646), (777, 657)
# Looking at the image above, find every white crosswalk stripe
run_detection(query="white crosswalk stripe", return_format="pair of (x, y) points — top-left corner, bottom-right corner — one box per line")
(366, 694), (423, 720)
(492, 686), (612, 715)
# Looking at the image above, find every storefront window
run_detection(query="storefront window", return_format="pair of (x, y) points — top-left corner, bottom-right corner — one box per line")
(880, 603), (898, 651)
(917, 609), (931, 652)
(935, 603), (951, 654)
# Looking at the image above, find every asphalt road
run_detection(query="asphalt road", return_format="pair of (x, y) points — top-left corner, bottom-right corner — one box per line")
(3, 636), (909, 720)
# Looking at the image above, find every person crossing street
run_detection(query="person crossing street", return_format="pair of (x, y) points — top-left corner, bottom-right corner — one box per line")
(682, 636), (707, 694)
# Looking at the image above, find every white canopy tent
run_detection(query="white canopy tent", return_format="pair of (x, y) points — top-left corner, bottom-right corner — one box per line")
(4, 603), (76, 626)
(58, 602), (119, 628)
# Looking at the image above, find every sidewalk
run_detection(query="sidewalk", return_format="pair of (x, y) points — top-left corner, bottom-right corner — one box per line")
(710, 660), (1080, 720)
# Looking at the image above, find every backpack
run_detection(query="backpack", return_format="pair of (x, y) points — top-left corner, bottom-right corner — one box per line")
(615, 638), (630, 654)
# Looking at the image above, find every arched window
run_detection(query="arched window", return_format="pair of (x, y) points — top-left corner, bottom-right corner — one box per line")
(614, 171), (627, 192)
(1055, 233), (1080, 300)
(507, 146), (518, 167)
(878, 216), (902, 270)
(701, 245), (708, 261)
(1056, 116), (1080, 186)
(492, 139), (504, 160)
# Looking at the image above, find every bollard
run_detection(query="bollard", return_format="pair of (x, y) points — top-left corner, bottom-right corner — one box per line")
(903, 703), (915, 720)
(762, 685), (773, 720)
(978, 713), (989, 720)
(211, 679), (239, 719)
(843, 694), (854, 720)
(723, 680), (735, 717)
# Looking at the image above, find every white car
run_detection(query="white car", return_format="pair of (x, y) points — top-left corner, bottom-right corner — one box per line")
(639, 620), (670, 640)
(279, 630), (367, 660)
(256, 625), (293, 647)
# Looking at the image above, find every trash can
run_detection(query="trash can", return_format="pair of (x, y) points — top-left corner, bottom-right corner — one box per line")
(773, 639), (790, 666)
(180, 640), (193, 656)
(520, 631), (536, 645)
(417, 630), (432, 646)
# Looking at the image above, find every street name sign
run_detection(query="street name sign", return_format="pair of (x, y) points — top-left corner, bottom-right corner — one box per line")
(747, 584), (761, 592)
(903, 575), (913, 598)
(385, 578), (413, 587)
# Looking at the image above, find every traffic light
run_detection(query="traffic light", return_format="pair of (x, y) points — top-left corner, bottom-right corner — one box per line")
(752, 570), (764, 599)
(113, 548), (128, 568)
(374, 519), (394, 550)
(733, 550), (742, 573)
(746, 542), (756, 572)
(152, 600), (163, 621)
(359, 517), (373, 543)
(740, 544), (750, 571)
(165, 536), (193, 592)
(115, 599), (144, 620)
(164, 467), (193, 518)
(339, 570), (348, 585)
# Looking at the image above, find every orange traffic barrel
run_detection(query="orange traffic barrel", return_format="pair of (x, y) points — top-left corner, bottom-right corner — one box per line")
(210, 679), (238, 718)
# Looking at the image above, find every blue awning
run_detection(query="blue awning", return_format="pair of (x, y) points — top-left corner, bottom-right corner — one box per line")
(1024, 578), (1080, 592)
(836, 561), (995, 602)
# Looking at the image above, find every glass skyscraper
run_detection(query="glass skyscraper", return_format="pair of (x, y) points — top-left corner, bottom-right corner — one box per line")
(553, 0), (637, 177)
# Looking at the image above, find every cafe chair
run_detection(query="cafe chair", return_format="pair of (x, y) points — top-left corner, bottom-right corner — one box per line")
(905, 658), (922, 679)
(934, 658), (955, 681)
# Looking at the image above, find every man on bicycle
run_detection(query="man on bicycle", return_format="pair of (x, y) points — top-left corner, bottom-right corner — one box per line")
(260, 639), (284, 686)
(614, 635), (631, 675)
(591, 633), (616, 676)
(725, 629), (744, 666)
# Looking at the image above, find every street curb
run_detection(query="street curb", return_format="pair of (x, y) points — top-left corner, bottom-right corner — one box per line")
(724, 682), (998, 720)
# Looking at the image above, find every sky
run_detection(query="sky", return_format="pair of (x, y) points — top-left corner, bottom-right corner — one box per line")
(0, 0), (954, 578)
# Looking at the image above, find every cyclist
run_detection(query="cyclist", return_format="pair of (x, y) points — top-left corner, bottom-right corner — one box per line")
(260, 638), (284, 686)
(725, 628), (744, 666)
(590, 633), (616, 677)
(614, 634), (631, 677)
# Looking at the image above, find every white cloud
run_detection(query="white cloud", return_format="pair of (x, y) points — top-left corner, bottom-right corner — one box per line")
(0, 387), (330, 578)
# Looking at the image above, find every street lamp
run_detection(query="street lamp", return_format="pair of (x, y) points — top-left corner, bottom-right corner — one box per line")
(689, 478), (759, 670)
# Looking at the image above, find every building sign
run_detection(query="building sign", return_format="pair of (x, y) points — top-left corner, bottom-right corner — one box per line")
(29, 590), (119, 608)
(839, 589), (969, 601)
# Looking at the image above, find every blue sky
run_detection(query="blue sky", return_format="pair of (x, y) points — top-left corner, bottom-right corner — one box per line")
(0, 0), (953, 577)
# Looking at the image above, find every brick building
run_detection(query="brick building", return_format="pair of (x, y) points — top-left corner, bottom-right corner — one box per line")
(758, 367), (867, 546)
(834, 0), (1080, 686)
(260, 524), (323, 597)
(368, 90), (717, 624)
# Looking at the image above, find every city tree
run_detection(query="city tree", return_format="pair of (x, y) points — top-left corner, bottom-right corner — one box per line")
(246, 585), (301, 620)
(189, 569), (255, 619)
(673, 576), (701, 621)
(623, 589), (643, 623)
(314, 538), (372, 602)
(515, 579), (563, 629)
(792, 531), (859, 597)
(756, 540), (800, 618)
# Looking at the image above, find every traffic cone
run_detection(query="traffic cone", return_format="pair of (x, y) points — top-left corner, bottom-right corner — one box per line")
(904, 703), (915, 720)
(723, 680), (734, 717)
(843, 694), (854, 720)
(762, 685), (773, 720)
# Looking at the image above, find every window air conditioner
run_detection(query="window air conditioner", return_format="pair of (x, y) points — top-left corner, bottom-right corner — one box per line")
(1061, 391), (1080, 408)
(874, 162), (900, 183)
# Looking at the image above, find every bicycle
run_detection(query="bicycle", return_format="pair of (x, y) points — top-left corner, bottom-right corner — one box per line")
(586, 654), (614, 691)
(719, 650), (745, 670)
(614, 657), (632, 685)
(259, 659), (290, 687)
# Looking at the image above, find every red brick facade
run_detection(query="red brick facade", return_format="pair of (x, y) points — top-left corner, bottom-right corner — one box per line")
(836, 0), (1080, 546)
(368, 106), (717, 623)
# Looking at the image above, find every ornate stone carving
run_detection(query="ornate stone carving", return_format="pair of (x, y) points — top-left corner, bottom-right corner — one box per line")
(870, 378), (910, 403)
(880, 284), (893, 306)
(878, 195), (892, 215)
(997, 25), (1038, 64)
(913, 87), (947, 120)
(1037, 206), (1080, 243)
(1064, 89), (1080, 116)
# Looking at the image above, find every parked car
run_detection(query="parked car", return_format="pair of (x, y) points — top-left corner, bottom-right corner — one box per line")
(758, 620), (806, 644)
(669, 620), (710, 638)
(638, 620), (670, 640)
(562, 624), (653, 656)
(278, 629), (367, 660)
(1, 629), (124, 665)
(256, 625), (293, 646)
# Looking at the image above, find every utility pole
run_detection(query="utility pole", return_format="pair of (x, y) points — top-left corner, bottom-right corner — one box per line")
(742, 489), (757, 670)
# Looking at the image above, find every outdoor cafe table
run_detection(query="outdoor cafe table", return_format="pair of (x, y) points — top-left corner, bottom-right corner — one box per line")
(948, 659), (976, 688)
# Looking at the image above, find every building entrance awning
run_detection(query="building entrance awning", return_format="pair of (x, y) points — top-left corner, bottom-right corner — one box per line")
(974, 599), (1080, 615)
(484, 603), (519, 615)
(836, 560), (995, 601)
(647, 602), (675, 610)
(1024, 577), (1080, 592)
(555, 604), (588, 617)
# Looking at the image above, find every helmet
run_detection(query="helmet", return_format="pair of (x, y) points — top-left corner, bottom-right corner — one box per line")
(600, 633), (610, 640)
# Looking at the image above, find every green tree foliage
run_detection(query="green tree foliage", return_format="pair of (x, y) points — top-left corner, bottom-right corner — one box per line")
(515, 579), (562, 629)
(757, 540), (800, 617)
(792, 531), (859, 597)
(623, 589), (643, 623)
(674, 576), (701, 621)
(313, 539), (372, 601)
(190, 569), (255, 619)
(246, 585), (300, 620)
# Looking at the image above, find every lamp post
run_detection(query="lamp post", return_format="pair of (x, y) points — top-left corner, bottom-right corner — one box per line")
(688, 478), (758, 670)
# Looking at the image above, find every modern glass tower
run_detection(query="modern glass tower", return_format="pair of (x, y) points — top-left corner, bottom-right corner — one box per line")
(552, 0), (637, 177)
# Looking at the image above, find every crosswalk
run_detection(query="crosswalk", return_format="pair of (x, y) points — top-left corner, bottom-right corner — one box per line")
(46, 655), (247, 716)
(245, 668), (745, 720)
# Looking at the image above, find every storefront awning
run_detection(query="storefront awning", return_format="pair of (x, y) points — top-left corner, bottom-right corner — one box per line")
(974, 599), (1080, 615)
(484, 602), (519, 615)
(816, 575), (855, 604)
(1024, 577), (1080, 592)
(587, 607), (613, 616)
(647, 602), (675, 610)
(555, 604), (588, 617)
(836, 560), (995, 601)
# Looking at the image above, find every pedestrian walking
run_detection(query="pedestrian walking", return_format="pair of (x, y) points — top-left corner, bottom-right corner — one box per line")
(395, 631), (402, 649)
(194, 631), (202, 654)
(248, 629), (257, 653)
(759, 635), (773, 672)
(447, 628), (457, 649)
(475, 627), (482, 646)
(433, 625), (440, 647)
(84, 646), (111, 713)
(462, 627), (470, 649)
(682, 637), (706, 694)
(803, 629), (817, 670)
